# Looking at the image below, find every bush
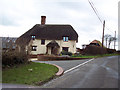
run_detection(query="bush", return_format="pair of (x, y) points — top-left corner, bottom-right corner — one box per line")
(106, 48), (116, 54)
(2, 50), (28, 68)
(83, 46), (107, 55)
(117, 50), (120, 54)
(61, 51), (73, 56)
(74, 53), (81, 56)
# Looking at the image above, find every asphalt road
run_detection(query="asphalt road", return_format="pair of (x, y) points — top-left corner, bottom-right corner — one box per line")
(40, 56), (119, 88)
(2, 56), (119, 88)
(33, 59), (90, 71)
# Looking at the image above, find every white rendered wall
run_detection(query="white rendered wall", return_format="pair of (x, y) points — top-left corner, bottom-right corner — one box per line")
(29, 39), (77, 55)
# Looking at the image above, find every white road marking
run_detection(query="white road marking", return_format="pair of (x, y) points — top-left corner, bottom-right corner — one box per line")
(64, 58), (94, 74)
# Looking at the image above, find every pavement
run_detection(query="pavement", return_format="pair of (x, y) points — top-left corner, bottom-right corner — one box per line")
(2, 56), (119, 88)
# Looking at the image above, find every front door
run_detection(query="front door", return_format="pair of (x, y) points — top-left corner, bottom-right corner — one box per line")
(51, 47), (54, 54)
(51, 47), (59, 55)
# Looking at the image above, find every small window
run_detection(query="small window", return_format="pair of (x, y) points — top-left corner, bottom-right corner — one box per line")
(32, 46), (37, 51)
(63, 37), (68, 42)
(31, 35), (36, 40)
(62, 47), (69, 52)
(41, 39), (45, 45)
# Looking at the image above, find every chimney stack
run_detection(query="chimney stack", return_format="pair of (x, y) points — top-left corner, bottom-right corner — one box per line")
(41, 16), (46, 25)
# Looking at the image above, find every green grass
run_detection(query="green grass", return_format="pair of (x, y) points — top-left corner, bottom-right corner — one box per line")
(2, 62), (58, 86)
(71, 53), (119, 58)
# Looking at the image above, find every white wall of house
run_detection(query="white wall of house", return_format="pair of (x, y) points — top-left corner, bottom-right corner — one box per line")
(29, 39), (77, 55)
(59, 40), (76, 53)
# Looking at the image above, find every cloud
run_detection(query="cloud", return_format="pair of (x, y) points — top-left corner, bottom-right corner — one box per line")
(0, 0), (118, 49)
(0, 0), (22, 26)
(1, 15), (17, 26)
(57, 1), (89, 11)
(0, 0), (37, 26)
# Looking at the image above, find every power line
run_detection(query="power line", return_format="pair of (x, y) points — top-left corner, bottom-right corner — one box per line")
(88, 0), (103, 24)
(88, 0), (115, 34)
(106, 27), (114, 34)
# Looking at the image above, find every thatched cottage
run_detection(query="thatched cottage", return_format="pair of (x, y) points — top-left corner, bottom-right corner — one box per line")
(16, 16), (78, 55)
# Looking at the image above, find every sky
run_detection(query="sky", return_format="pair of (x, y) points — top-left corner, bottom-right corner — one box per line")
(0, 0), (119, 49)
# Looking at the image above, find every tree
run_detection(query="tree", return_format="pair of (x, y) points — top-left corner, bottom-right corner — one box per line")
(104, 34), (111, 48)
(113, 37), (117, 49)
(2, 37), (16, 52)
(108, 37), (117, 48)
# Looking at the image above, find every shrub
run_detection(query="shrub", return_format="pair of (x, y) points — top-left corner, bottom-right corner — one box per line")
(106, 48), (116, 54)
(2, 50), (28, 68)
(83, 46), (107, 55)
(61, 51), (72, 56)
(117, 50), (120, 54)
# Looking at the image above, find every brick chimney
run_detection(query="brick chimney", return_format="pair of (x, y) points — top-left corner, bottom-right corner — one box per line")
(41, 16), (46, 25)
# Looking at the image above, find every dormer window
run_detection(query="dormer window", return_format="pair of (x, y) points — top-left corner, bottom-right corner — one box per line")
(63, 36), (68, 42)
(31, 35), (36, 40)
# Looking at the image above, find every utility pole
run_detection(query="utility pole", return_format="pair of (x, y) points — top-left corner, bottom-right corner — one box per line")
(102, 20), (105, 48)
(114, 31), (116, 49)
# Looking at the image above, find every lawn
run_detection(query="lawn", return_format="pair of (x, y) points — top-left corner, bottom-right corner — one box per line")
(71, 53), (119, 58)
(2, 62), (58, 86)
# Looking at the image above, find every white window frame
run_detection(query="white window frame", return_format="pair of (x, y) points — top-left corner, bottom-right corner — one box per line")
(63, 36), (68, 42)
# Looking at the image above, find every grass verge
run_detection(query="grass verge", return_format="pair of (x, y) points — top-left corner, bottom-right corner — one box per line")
(2, 62), (58, 86)
(71, 53), (119, 58)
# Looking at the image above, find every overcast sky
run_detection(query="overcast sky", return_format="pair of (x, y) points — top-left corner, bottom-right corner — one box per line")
(0, 0), (119, 49)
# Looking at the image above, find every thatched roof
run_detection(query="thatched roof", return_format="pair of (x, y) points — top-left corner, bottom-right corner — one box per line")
(16, 24), (78, 46)
(90, 40), (102, 46)
(90, 40), (106, 48)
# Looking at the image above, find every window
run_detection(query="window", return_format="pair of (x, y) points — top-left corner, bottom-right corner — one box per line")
(32, 46), (37, 51)
(31, 35), (36, 40)
(63, 37), (68, 42)
(41, 39), (45, 45)
(62, 47), (69, 52)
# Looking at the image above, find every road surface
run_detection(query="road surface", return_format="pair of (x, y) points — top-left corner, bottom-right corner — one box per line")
(40, 56), (119, 88)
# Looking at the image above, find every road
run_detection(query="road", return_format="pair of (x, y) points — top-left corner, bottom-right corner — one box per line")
(2, 56), (119, 88)
(39, 56), (119, 88)
(33, 59), (90, 71)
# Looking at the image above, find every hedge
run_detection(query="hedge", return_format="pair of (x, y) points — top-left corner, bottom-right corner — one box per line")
(2, 50), (28, 68)
(83, 46), (107, 55)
